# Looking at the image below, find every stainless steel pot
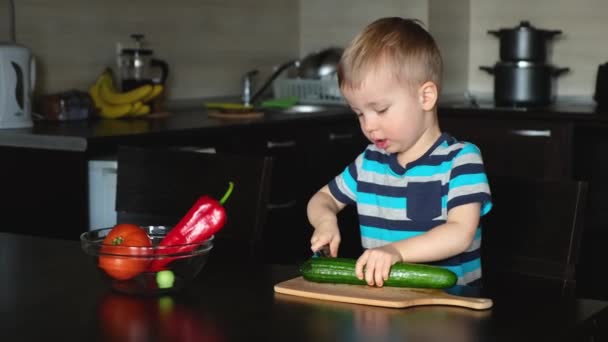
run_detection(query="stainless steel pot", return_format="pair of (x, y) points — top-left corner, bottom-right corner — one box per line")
(488, 21), (561, 62)
(297, 47), (343, 79)
(480, 61), (569, 107)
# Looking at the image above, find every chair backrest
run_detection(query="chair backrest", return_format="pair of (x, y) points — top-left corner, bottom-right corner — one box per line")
(115, 146), (273, 263)
(481, 176), (588, 294)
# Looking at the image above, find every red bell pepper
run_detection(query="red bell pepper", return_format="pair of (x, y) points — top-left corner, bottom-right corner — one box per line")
(148, 182), (234, 271)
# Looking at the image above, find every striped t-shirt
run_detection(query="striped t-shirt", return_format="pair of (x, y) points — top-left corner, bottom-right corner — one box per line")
(328, 133), (492, 285)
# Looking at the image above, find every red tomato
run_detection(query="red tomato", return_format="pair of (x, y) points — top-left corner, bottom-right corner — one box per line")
(99, 223), (152, 280)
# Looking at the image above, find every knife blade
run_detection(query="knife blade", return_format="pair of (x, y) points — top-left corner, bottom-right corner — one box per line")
(312, 245), (330, 258)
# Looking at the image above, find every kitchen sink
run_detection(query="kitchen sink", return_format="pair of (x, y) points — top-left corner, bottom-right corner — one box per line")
(265, 104), (350, 116)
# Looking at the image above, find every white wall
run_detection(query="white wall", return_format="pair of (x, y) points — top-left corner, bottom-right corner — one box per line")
(7, 0), (608, 102)
(298, 0), (428, 55)
(298, 0), (472, 98)
(429, 0), (470, 98)
(300, 0), (608, 101)
(468, 0), (608, 100)
(298, 0), (475, 96)
(10, 0), (300, 100)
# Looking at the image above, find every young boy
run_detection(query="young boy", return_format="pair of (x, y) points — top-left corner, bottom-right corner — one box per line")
(307, 17), (492, 287)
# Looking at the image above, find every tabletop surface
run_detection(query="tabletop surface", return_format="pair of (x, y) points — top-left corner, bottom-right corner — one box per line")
(1, 232), (607, 342)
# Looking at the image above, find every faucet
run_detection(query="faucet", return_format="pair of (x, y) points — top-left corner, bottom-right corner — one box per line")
(241, 70), (259, 106)
(241, 59), (300, 106)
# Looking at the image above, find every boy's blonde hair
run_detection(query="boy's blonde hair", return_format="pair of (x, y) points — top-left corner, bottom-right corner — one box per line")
(338, 17), (443, 93)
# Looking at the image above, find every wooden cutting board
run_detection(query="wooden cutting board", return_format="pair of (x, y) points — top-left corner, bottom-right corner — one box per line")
(274, 277), (493, 310)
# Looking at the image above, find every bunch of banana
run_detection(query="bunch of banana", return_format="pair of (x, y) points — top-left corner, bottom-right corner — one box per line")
(89, 68), (164, 119)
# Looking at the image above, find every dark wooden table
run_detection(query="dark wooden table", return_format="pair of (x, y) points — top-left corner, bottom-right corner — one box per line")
(1, 232), (606, 341)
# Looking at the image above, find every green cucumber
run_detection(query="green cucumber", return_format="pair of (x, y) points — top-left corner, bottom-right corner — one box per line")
(300, 257), (457, 289)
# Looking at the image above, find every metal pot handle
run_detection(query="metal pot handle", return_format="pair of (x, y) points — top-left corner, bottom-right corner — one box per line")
(543, 30), (562, 37)
(552, 67), (570, 77)
(479, 66), (495, 75)
(487, 30), (500, 36)
(151, 58), (169, 84)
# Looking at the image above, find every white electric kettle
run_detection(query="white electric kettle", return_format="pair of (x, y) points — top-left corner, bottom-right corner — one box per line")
(0, 43), (35, 128)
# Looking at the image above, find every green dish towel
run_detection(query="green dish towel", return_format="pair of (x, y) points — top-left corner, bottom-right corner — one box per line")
(205, 97), (299, 111)
(260, 96), (299, 108)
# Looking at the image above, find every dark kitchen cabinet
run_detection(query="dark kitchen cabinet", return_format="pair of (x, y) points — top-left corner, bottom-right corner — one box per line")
(0, 147), (88, 240)
(302, 122), (367, 198)
(218, 124), (310, 264)
(258, 127), (308, 264)
(301, 121), (368, 260)
(438, 109), (608, 299)
(256, 120), (368, 264)
(572, 124), (608, 299)
(222, 119), (368, 264)
(440, 116), (574, 179)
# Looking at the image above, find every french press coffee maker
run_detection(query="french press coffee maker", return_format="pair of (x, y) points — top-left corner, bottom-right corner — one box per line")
(117, 34), (169, 91)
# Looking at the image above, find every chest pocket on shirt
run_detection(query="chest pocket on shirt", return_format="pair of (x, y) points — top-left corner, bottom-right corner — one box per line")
(406, 181), (442, 221)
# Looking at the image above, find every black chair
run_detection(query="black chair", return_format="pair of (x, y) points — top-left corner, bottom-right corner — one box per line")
(481, 176), (588, 296)
(115, 146), (273, 263)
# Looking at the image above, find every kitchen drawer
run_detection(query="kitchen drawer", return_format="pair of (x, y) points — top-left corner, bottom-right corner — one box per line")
(263, 130), (301, 205)
(441, 118), (574, 179)
(301, 122), (367, 200)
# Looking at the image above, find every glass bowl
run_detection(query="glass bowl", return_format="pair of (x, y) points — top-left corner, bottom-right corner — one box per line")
(81, 225), (213, 295)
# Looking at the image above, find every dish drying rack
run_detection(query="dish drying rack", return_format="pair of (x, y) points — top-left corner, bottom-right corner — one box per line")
(272, 76), (346, 105)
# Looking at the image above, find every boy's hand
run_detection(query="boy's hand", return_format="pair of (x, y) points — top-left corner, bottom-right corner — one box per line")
(355, 245), (402, 287)
(310, 220), (341, 257)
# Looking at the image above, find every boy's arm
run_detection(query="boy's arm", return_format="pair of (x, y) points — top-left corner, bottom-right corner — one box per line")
(355, 202), (481, 286)
(307, 185), (347, 257)
(394, 202), (481, 262)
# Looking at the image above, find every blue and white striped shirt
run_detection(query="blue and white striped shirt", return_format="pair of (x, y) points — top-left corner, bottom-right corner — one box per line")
(328, 133), (492, 285)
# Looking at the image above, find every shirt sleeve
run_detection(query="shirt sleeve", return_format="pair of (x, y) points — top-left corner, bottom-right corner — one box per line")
(327, 152), (363, 205)
(447, 143), (493, 216)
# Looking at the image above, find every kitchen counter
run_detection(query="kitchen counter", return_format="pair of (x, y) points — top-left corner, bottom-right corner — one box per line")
(0, 101), (354, 152)
(1, 99), (608, 152)
(2, 231), (607, 341)
(438, 99), (608, 120)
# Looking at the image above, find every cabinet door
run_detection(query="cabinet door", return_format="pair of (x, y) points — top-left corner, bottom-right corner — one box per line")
(264, 130), (301, 206)
(440, 118), (573, 179)
(237, 126), (306, 264)
(301, 121), (368, 258)
(572, 124), (608, 299)
(0, 147), (88, 240)
(302, 122), (367, 199)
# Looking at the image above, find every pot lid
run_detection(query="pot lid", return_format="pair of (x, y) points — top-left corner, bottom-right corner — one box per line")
(494, 60), (564, 68)
(120, 48), (153, 56)
(120, 34), (154, 56)
(516, 21), (535, 30)
(490, 21), (562, 36)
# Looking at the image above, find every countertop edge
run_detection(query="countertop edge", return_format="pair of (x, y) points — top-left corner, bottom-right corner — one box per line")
(0, 132), (87, 151)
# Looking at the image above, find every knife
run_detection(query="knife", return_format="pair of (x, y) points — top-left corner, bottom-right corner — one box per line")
(312, 245), (330, 258)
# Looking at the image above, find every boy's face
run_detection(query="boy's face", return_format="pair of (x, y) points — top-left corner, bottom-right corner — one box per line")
(341, 67), (436, 157)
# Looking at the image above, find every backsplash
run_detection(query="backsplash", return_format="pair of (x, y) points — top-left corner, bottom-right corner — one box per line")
(468, 0), (608, 100)
(12, 0), (299, 100)
(299, 0), (428, 54)
(5, 0), (608, 101)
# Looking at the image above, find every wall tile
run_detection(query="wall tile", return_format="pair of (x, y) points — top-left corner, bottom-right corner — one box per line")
(299, 0), (428, 55)
(15, 0), (299, 100)
(469, 0), (608, 100)
(429, 0), (470, 98)
(13, 0), (606, 103)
